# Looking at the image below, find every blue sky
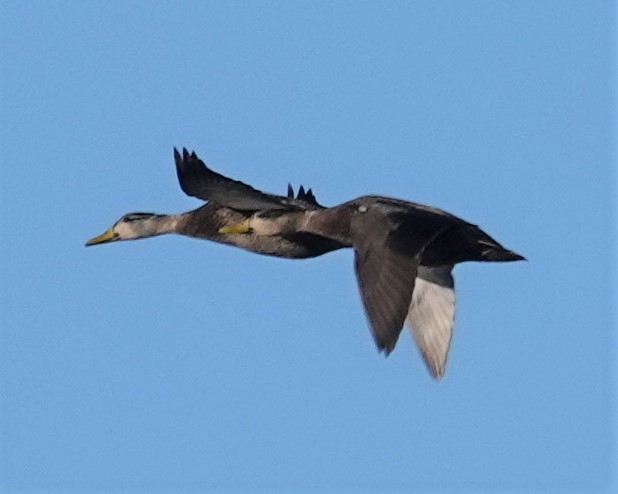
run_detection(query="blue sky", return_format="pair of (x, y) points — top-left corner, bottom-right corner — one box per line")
(1, 1), (615, 492)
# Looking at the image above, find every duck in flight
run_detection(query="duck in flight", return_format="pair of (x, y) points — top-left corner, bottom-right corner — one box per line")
(86, 148), (524, 379)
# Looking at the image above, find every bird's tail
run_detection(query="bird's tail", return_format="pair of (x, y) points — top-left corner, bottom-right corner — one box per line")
(462, 225), (525, 262)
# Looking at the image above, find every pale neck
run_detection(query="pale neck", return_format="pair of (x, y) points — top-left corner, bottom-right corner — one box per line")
(148, 214), (180, 236)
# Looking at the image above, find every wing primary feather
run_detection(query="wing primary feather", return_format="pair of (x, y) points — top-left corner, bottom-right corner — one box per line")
(174, 148), (290, 211)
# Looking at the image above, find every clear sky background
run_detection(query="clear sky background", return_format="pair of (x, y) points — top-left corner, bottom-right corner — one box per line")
(1, 1), (615, 492)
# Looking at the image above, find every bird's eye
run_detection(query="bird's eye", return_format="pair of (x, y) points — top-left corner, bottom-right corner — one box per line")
(357, 205), (368, 213)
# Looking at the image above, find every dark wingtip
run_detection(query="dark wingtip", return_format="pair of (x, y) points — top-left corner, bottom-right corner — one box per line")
(306, 188), (316, 203)
(374, 335), (397, 357)
(175, 147), (209, 197)
(287, 183), (294, 198)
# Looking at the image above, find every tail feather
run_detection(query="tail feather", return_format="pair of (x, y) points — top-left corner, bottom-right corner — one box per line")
(421, 224), (525, 265)
(481, 245), (526, 262)
(469, 227), (526, 262)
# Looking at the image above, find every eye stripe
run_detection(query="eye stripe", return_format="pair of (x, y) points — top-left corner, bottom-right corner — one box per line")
(122, 213), (156, 222)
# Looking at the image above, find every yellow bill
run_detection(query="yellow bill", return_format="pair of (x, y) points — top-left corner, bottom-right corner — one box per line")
(85, 227), (117, 246)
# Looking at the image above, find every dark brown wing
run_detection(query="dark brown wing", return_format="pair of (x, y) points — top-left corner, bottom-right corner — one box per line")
(352, 209), (449, 354)
(354, 240), (419, 354)
(174, 148), (291, 211)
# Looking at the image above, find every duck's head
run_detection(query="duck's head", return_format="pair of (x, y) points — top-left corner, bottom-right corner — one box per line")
(85, 213), (167, 246)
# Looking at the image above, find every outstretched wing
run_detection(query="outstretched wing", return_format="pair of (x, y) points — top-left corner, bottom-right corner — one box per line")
(174, 148), (290, 211)
(408, 265), (455, 380)
(354, 236), (419, 354)
(351, 210), (444, 354)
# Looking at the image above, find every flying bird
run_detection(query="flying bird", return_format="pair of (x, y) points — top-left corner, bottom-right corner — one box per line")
(86, 148), (524, 379)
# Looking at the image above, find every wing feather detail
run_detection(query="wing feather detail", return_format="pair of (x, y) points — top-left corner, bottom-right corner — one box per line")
(407, 265), (455, 379)
(174, 148), (292, 211)
(351, 211), (440, 354)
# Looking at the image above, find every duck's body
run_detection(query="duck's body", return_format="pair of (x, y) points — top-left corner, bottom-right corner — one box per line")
(244, 195), (522, 264)
(177, 203), (346, 258)
(86, 148), (524, 379)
